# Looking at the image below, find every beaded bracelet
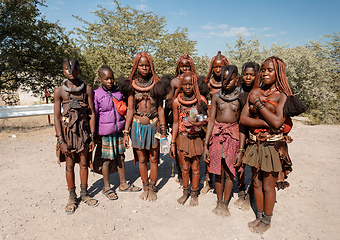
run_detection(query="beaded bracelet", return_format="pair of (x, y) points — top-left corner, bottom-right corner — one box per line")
(170, 142), (176, 145)
(238, 148), (245, 153)
(122, 130), (129, 134)
(58, 139), (65, 145)
(55, 134), (62, 138)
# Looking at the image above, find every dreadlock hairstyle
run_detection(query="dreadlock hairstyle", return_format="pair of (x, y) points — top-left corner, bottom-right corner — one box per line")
(98, 65), (113, 78)
(205, 51), (229, 83)
(254, 56), (292, 96)
(175, 54), (197, 77)
(174, 71), (208, 115)
(118, 52), (171, 98)
(63, 58), (80, 76)
(128, 51), (159, 82)
(254, 56), (306, 117)
(220, 65), (239, 88)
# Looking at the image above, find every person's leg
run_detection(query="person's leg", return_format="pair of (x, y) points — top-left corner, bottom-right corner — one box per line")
(234, 169), (246, 206)
(200, 163), (212, 195)
(221, 170), (233, 217)
(136, 148), (149, 200)
(148, 147), (159, 202)
(248, 167), (264, 230)
(178, 154), (191, 205)
(79, 149), (98, 207)
(65, 155), (77, 214)
(189, 156), (200, 206)
(101, 160), (118, 200)
(213, 168), (225, 216)
(253, 171), (278, 234)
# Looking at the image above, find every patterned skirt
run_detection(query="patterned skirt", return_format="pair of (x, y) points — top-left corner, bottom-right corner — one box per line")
(131, 118), (159, 150)
(101, 132), (125, 160)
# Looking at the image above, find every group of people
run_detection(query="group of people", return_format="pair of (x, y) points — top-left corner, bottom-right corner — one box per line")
(53, 51), (305, 234)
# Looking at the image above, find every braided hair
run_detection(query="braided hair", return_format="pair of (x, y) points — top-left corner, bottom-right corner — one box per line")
(63, 58), (79, 75)
(254, 56), (306, 117)
(254, 56), (292, 96)
(174, 71), (207, 115)
(220, 65), (239, 88)
(128, 51), (159, 82)
(175, 54), (197, 77)
(205, 51), (229, 83)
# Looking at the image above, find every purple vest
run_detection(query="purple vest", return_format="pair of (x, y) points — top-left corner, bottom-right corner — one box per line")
(93, 85), (126, 136)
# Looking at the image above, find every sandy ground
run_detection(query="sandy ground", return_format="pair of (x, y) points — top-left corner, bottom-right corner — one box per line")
(0, 116), (340, 240)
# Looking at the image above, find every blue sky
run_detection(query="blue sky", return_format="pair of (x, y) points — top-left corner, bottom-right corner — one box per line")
(40, 0), (340, 57)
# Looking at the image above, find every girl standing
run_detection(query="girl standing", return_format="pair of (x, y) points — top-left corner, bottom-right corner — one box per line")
(240, 56), (305, 233)
(170, 71), (208, 206)
(119, 52), (170, 202)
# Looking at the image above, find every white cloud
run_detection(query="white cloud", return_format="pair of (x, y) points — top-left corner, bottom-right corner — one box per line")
(262, 27), (272, 31)
(201, 23), (229, 30)
(171, 9), (186, 16)
(264, 34), (276, 37)
(135, 4), (150, 11)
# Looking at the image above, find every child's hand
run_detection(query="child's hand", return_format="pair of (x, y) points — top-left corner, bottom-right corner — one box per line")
(60, 142), (71, 156)
(203, 146), (210, 163)
(88, 141), (95, 152)
(234, 151), (243, 167)
(170, 144), (176, 159)
(123, 134), (130, 149)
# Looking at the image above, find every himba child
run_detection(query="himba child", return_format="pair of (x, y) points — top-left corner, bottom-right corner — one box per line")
(165, 54), (199, 185)
(201, 51), (230, 195)
(240, 56), (306, 233)
(119, 51), (170, 202)
(170, 71), (208, 206)
(203, 65), (245, 217)
(234, 62), (260, 210)
(54, 58), (98, 214)
(93, 65), (141, 201)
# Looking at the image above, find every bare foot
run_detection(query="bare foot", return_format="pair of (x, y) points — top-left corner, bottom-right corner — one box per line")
(248, 218), (262, 230)
(240, 193), (251, 211)
(139, 189), (149, 201)
(148, 190), (157, 202)
(213, 201), (225, 217)
(253, 221), (271, 234)
(189, 196), (199, 206)
(200, 185), (211, 195)
(220, 202), (230, 217)
(177, 190), (190, 205)
(234, 191), (246, 207)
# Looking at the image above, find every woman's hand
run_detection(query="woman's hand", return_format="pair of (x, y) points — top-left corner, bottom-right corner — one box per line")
(123, 134), (130, 149)
(203, 146), (210, 163)
(248, 88), (261, 104)
(234, 151), (243, 167)
(170, 143), (176, 159)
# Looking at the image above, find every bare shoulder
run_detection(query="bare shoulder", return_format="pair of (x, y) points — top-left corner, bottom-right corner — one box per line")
(171, 77), (180, 88)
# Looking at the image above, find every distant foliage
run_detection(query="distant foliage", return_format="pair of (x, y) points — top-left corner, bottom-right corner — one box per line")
(73, 0), (197, 87)
(225, 34), (340, 124)
(0, 0), (79, 96)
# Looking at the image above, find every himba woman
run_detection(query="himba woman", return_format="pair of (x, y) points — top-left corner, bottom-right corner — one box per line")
(170, 71), (208, 206)
(165, 54), (199, 185)
(203, 65), (245, 217)
(240, 56), (306, 234)
(119, 51), (170, 202)
(234, 62), (260, 210)
(201, 51), (230, 195)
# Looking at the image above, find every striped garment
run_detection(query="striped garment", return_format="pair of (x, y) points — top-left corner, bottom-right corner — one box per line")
(101, 132), (125, 160)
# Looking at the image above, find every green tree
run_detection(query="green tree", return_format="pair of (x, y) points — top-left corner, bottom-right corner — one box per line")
(0, 0), (78, 97)
(225, 34), (340, 124)
(73, 0), (197, 87)
(225, 34), (268, 70)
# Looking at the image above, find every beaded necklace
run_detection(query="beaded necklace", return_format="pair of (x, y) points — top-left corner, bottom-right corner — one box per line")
(219, 87), (240, 102)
